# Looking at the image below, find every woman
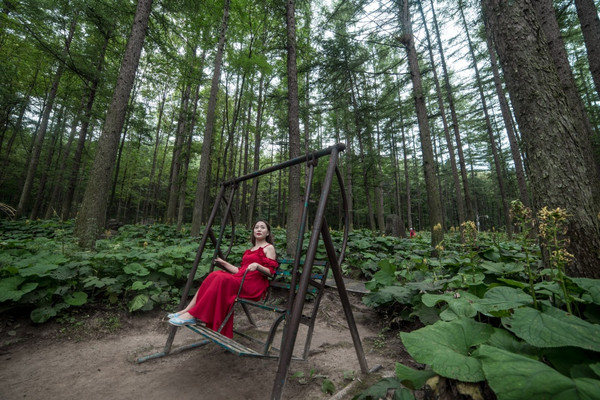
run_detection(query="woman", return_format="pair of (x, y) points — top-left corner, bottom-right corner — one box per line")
(168, 220), (278, 338)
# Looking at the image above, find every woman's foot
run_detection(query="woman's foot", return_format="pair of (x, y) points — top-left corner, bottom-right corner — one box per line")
(168, 311), (196, 326)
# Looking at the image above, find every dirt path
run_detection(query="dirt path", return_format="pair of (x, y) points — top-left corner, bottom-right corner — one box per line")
(0, 291), (411, 400)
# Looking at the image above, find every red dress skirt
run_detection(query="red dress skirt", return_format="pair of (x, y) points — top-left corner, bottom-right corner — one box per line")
(187, 245), (278, 338)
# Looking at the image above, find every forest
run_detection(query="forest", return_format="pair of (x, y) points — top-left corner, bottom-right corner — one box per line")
(1, 0), (600, 398)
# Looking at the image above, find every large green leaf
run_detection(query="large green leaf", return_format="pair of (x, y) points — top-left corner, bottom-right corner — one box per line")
(363, 285), (414, 307)
(64, 291), (88, 306)
(485, 328), (539, 357)
(30, 303), (69, 323)
(421, 291), (479, 321)
(421, 291), (479, 308)
(478, 345), (600, 400)
(504, 306), (600, 351)
(570, 278), (600, 305)
(131, 280), (153, 290)
(124, 262), (150, 276)
(18, 263), (59, 277)
(477, 286), (532, 316)
(0, 277), (38, 302)
(128, 294), (150, 312)
(353, 377), (414, 400)
(400, 318), (493, 382)
(479, 260), (524, 275)
(395, 363), (436, 390)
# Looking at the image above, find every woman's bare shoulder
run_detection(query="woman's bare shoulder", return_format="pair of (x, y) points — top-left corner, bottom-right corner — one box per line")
(263, 243), (276, 259)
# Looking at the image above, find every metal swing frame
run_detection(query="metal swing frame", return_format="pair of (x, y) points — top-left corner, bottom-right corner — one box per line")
(137, 143), (368, 400)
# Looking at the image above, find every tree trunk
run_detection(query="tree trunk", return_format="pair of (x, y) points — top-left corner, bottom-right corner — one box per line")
(45, 96), (84, 219)
(177, 80), (201, 231)
(166, 82), (191, 223)
(458, 0), (512, 236)
(399, 93), (413, 232)
(429, 0), (473, 221)
(248, 73), (266, 228)
(239, 86), (253, 224)
(62, 33), (109, 220)
(483, 0), (600, 277)
(344, 119), (354, 231)
(285, 0), (302, 256)
(190, 0), (231, 236)
(399, 0), (443, 248)
(31, 105), (65, 219)
(418, 0), (465, 231)
(575, 0), (600, 99)
(533, 0), (600, 190)
(484, 23), (530, 208)
(390, 126), (406, 237)
(74, 0), (153, 247)
(143, 86), (167, 221)
(17, 16), (77, 216)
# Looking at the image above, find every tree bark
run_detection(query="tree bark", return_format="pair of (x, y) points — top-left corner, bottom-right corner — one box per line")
(458, 0), (512, 236)
(399, 0), (443, 248)
(285, 0), (302, 256)
(190, 0), (231, 236)
(575, 0), (600, 99)
(484, 22), (530, 208)
(533, 0), (600, 191)
(483, 0), (600, 277)
(74, 0), (153, 247)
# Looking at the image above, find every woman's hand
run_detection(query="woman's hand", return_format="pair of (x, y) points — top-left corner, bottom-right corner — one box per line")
(246, 262), (259, 271)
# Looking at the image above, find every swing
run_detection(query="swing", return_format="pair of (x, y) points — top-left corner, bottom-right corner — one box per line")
(137, 143), (370, 400)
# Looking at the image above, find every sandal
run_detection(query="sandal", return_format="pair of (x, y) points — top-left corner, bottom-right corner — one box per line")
(168, 316), (197, 326)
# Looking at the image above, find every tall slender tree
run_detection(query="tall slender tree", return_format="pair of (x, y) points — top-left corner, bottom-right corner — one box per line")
(458, 0), (511, 235)
(16, 15), (77, 216)
(74, 0), (153, 247)
(483, 21), (530, 208)
(190, 0), (231, 236)
(429, 0), (474, 221)
(417, 0), (465, 231)
(285, 0), (302, 255)
(574, 0), (600, 99)
(398, 0), (443, 248)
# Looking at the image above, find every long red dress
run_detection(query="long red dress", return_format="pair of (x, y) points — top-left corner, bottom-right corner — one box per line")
(187, 245), (278, 338)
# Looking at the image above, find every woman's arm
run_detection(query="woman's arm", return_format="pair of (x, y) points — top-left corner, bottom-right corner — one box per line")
(215, 257), (239, 274)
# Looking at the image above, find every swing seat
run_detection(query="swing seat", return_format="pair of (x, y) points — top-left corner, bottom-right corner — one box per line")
(183, 259), (330, 360)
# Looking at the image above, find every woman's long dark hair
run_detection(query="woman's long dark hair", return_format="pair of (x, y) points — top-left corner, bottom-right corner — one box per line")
(250, 220), (274, 246)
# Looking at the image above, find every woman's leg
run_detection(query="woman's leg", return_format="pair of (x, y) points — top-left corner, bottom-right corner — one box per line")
(174, 289), (199, 314)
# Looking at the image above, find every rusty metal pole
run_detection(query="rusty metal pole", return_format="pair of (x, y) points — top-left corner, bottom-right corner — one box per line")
(163, 184), (226, 354)
(270, 147), (341, 400)
(321, 218), (369, 373)
(286, 158), (316, 309)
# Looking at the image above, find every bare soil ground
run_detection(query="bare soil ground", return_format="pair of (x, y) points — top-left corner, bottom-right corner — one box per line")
(0, 291), (416, 400)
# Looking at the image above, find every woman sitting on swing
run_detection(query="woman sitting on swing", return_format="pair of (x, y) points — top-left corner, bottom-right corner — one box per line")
(167, 220), (278, 339)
